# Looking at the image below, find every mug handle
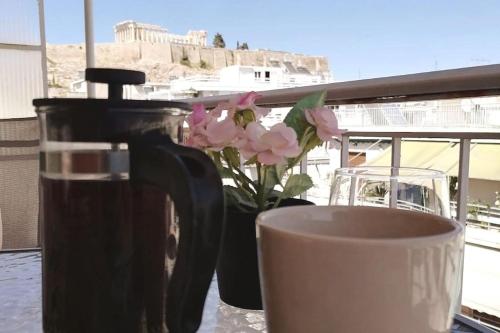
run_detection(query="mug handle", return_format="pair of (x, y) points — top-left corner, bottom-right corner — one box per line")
(128, 132), (224, 333)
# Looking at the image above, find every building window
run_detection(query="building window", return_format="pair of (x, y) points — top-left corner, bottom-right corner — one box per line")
(255, 72), (261, 79)
(265, 71), (270, 80)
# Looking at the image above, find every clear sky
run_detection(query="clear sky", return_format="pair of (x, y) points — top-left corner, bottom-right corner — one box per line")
(44, 0), (500, 81)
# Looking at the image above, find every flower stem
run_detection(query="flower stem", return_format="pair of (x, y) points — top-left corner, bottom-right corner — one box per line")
(272, 196), (283, 209)
(233, 165), (257, 191)
(256, 163), (267, 211)
(288, 127), (314, 169)
(228, 163), (256, 199)
(221, 148), (258, 197)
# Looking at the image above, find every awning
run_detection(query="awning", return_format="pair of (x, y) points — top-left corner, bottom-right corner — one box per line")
(364, 141), (500, 181)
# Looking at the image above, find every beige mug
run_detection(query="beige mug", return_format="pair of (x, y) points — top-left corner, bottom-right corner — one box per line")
(257, 206), (464, 333)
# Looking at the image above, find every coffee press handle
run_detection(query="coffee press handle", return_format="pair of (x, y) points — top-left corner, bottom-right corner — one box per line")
(85, 68), (146, 100)
(128, 133), (224, 333)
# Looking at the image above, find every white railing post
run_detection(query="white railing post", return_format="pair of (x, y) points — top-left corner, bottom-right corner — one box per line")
(340, 135), (359, 205)
(341, 135), (349, 168)
(300, 153), (308, 200)
(84, 0), (96, 98)
(456, 138), (471, 312)
(38, 0), (48, 98)
(390, 137), (401, 208)
(457, 139), (471, 224)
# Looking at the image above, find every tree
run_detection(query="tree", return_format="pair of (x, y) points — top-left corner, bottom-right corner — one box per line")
(213, 33), (226, 48)
(236, 41), (249, 50)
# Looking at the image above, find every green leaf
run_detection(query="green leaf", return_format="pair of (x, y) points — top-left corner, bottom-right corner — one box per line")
(280, 174), (314, 199)
(224, 185), (257, 212)
(283, 91), (326, 139)
(304, 134), (323, 152)
(275, 163), (287, 180)
(263, 166), (280, 194)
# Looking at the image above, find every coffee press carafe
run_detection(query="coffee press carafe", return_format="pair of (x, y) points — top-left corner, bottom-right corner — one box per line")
(34, 68), (224, 333)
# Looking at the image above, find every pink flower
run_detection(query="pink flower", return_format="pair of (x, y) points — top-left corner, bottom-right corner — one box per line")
(237, 91), (260, 109)
(236, 92), (271, 119)
(214, 91), (271, 120)
(186, 104), (210, 148)
(241, 122), (301, 165)
(188, 104), (208, 127)
(304, 107), (342, 141)
(186, 129), (210, 148)
(205, 118), (245, 151)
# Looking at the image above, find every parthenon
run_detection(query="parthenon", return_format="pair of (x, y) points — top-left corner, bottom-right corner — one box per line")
(114, 21), (207, 47)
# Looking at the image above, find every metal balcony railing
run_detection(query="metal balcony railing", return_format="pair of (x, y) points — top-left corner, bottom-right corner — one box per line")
(184, 64), (500, 225)
(334, 103), (500, 129)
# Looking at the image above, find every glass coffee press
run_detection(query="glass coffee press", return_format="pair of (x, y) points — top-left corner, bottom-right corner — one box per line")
(34, 68), (224, 333)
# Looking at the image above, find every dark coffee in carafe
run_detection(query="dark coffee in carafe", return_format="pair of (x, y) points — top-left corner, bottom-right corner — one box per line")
(41, 177), (169, 332)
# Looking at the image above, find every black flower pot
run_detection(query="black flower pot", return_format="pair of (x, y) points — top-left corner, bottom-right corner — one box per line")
(216, 198), (314, 310)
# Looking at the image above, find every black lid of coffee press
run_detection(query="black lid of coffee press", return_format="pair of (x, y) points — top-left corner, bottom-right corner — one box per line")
(33, 68), (191, 142)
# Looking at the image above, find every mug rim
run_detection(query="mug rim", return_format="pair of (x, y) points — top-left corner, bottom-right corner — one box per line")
(257, 205), (463, 247)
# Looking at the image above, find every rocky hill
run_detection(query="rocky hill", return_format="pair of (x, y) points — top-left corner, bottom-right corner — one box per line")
(47, 42), (330, 97)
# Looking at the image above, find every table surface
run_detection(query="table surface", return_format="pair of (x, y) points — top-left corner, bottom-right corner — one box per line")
(0, 251), (492, 333)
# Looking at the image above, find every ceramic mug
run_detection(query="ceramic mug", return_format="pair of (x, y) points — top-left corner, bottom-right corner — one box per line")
(257, 206), (464, 333)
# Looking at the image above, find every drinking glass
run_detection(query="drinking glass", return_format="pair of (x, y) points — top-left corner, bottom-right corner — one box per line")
(329, 166), (451, 218)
